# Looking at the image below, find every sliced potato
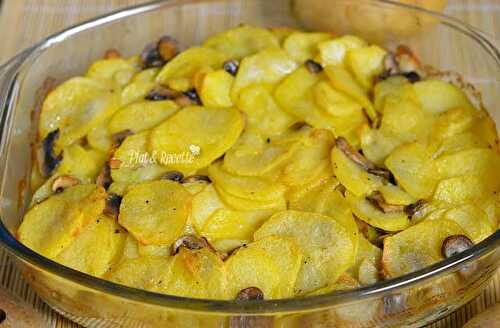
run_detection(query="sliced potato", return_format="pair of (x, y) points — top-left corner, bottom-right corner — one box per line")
(200, 208), (256, 241)
(274, 66), (336, 131)
(18, 184), (106, 258)
(111, 131), (170, 184)
(316, 35), (368, 66)
(231, 49), (297, 101)
(107, 256), (171, 292)
(308, 273), (359, 296)
(373, 76), (417, 112)
(39, 77), (119, 148)
(208, 161), (285, 202)
(382, 219), (467, 277)
(55, 215), (127, 277)
(346, 192), (410, 231)
(149, 106), (243, 171)
(431, 107), (478, 141)
(190, 183), (226, 232)
(283, 32), (331, 62)
(237, 84), (296, 136)
(118, 180), (191, 245)
(87, 120), (113, 153)
(346, 45), (386, 89)
(324, 65), (376, 122)
(214, 185), (286, 212)
(380, 96), (427, 143)
(199, 69), (234, 108)
(203, 25), (279, 59)
(120, 80), (155, 106)
(433, 175), (499, 204)
(226, 236), (303, 299)
(156, 47), (227, 84)
(162, 247), (229, 299)
(331, 146), (384, 197)
(254, 210), (355, 294)
(378, 184), (416, 206)
(351, 236), (381, 285)
(413, 79), (473, 114)
(86, 58), (138, 87)
(108, 100), (178, 134)
(385, 142), (438, 199)
(435, 148), (499, 179)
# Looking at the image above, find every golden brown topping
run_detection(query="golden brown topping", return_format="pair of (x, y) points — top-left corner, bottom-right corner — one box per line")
(104, 49), (121, 59)
(141, 36), (179, 68)
(51, 175), (80, 193)
(157, 36), (178, 62)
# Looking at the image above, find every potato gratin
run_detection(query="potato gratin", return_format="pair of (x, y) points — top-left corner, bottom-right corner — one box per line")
(18, 26), (500, 300)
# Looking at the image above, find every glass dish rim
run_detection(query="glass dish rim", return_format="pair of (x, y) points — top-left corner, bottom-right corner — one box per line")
(0, 0), (499, 315)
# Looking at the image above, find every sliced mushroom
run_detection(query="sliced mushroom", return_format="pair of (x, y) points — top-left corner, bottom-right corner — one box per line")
(38, 129), (63, 177)
(51, 175), (80, 193)
(376, 49), (422, 84)
(304, 59), (323, 74)
(182, 175), (211, 184)
(354, 216), (383, 243)
(404, 199), (427, 217)
(141, 35), (179, 69)
(366, 191), (405, 214)
(161, 171), (184, 183)
(395, 45), (421, 73)
(96, 162), (112, 189)
(235, 287), (264, 301)
(441, 235), (474, 259)
(223, 59), (240, 76)
(383, 293), (407, 315)
(229, 287), (272, 328)
(145, 86), (179, 101)
(171, 235), (223, 258)
(175, 89), (202, 107)
(111, 130), (134, 147)
(335, 137), (392, 180)
(104, 193), (122, 218)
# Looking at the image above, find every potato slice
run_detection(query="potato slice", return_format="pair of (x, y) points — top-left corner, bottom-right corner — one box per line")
(208, 161), (285, 202)
(280, 129), (334, 187)
(382, 219), (467, 278)
(324, 65), (376, 122)
(200, 208), (256, 241)
(111, 131), (170, 184)
(413, 79), (473, 114)
(346, 45), (386, 89)
(199, 69), (234, 108)
(237, 84), (296, 136)
(385, 142), (438, 199)
(86, 58), (138, 88)
(378, 184), (416, 206)
(359, 125), (402, 165)
(274, 66), (336, 131)
(431, 131), (489, 157)
(331, 146), (384, 197)
(373, 76), (417, 112)
(162, 247), (229, 299)
(433, 175), (499, 204)
(18, 184), (106, 258)
(308, 273), (359, 295)
(190, 183), (226, 232)
(87, 120), (113, 153)
(118, 180), (190, 245)
(226, 236), (303, 299)
(283, 32), (331, 62)
(316, 35), (368, 67)
(231, 49), (297, 101)
(39, 77), (119, 148)
(107, 256), (172, 292)
(346, 192), (410, 231)
(380, 96), (427, 143)
(314, 81), (366, 136)
(223, 131), (296, 176)
(203, 25), (279, 59)
(435, 148), (499, 179)
(120, 80), (156, 106)
(431, 107), (478, 141)
(254, 210), (355, 294)
(156, 47), (227, 84)
(351, 236), (381, 285)
(55, 215), (127, 277)
(214, 185), (286, 211)
(149, 106), (243, 171)
(108, 100), (178, 134)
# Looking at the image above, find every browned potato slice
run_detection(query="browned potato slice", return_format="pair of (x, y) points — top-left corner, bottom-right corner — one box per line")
(107, 256), (171, 292)
(231, 49), (297, 101)
(156, 47), (227, 84)
(225, 236), (302, 299)
(55, 215), (127, 277)
(346, 45), (386, 89)
(86, 58), (138, 88)
(382, 219), (467, 278)
(108, 100), (178, 134)
(283, 32), (331, 62)
(346, 192), (410, 231)
(255, 210), (355, 294)
(208, 161), (285, 202)
(316, 35), (367, 67)
(413, 79), (473, 114)
(214, 185), (286, 211)
(430, 107), (479, 141)
(149, 106), (243, 171)
(433, 175), (499, 204)
(199, 69), (234, 108)
(18, 184), (106, 258)
(162, 248), (229, 299)
(119, 180), (191, 245)
(434, 148), (499, 179)
(87, 120), (113, 153)
(203, 25), (280, 59)
(236, 84), (296, 136)
(385, 142), (438, 199)
(111, 131), (170, 184)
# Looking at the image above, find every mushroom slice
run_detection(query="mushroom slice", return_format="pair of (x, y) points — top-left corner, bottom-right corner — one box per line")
(104, 192), (122, 218)
(51, 175), (80, 193)
(441, 234), (473, 259)
(38, 129), (63, 177)
(171, 234), (215, 255)
(366, 191), (405, 214)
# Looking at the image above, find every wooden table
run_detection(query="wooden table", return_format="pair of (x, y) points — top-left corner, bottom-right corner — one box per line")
(0, 1), (498, 327)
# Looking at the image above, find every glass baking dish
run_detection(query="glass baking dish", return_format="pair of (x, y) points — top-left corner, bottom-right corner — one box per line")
(0, 0), (498, 327)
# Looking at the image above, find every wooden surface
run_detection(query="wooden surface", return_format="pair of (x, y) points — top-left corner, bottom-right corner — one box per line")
(0, 0), (498, 327)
